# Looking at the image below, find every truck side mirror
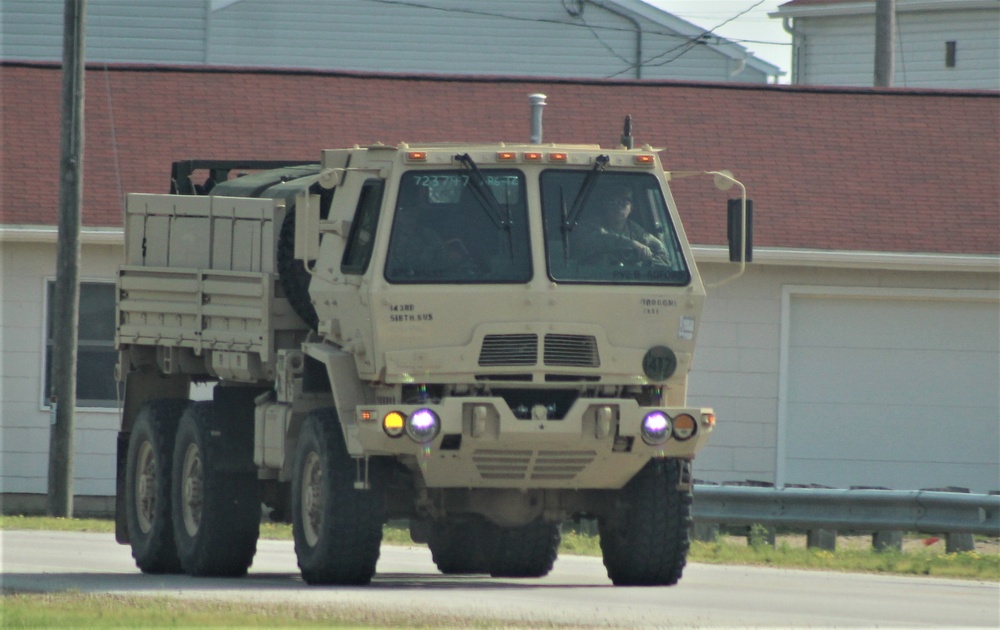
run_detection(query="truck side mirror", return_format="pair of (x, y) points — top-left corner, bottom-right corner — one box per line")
(727, 198), (753, 263)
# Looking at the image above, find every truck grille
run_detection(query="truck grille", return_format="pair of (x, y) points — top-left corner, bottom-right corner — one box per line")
(478, 333), (600, 368)
(544, 334), (600, 367)
(473, 449), (596, 481)
(478, 334), (537, 366)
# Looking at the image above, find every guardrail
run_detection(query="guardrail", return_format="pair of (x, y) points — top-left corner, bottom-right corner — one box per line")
(691, 485), (1000, 542)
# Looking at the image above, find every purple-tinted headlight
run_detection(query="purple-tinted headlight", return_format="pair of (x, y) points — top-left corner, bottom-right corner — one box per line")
(406, 408), (440, 443)
(641, 411), (672, 445)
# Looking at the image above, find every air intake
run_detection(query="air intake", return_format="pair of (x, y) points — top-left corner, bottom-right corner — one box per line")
(478, 334), (538, 366)
(544, 334), (600, 367)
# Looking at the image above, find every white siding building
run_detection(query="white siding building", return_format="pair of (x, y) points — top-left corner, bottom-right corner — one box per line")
(0, 0), (782, 82)
(771, 0), (1000, 89)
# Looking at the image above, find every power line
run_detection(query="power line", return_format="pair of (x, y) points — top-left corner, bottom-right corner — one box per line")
(361, 0), (780, 78)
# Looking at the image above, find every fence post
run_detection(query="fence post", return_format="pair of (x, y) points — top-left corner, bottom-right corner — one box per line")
(924, 487), (976, 553)
(872, 530), (904, 552)
(807, 529), (837, 551)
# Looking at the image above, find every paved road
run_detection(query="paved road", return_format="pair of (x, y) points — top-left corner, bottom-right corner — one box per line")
(2, 530), (998, 628)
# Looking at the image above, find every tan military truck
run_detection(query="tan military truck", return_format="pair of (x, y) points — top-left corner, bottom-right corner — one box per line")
(114, 119), (751, 586)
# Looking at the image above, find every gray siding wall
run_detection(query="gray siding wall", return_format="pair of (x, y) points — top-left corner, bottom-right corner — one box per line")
(1, 0), (770, 83)
(1, 0), (208, 64)
(796, 8), (999, 89)
(206, 0), (768, 82)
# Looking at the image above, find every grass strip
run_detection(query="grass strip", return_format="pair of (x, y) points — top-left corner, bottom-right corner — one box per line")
(1, 591), (555, 629)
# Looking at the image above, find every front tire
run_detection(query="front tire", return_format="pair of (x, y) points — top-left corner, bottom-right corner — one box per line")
(292, 409), (385, 585)
(171, 401), (260, 577)
(599, 458), (692, 586)
(125, 399), (190, 574)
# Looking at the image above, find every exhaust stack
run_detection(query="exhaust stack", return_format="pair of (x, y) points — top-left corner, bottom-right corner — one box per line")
(529, 93), (546, 144)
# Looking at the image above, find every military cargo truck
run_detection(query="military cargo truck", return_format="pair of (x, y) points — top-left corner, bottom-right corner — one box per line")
(114, 118), (750, 586)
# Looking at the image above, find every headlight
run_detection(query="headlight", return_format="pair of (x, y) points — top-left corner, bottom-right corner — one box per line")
(672, 413), (697, 441)
(406, 408), (440, 443)
(640, 411), (672, 445)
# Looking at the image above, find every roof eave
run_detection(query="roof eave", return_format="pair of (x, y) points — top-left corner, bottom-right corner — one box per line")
(770, 0), (999, 19)
(693, 245), (1000, 274)
(3, 227), (996, 274)
(607, 0), (783, 76)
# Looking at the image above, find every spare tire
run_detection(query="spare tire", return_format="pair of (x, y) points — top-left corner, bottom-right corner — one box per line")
(276, 207), (319, 330)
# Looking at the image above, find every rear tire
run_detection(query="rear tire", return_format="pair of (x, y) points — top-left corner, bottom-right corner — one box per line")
(125, 399), (189, 574)
(171, 401), (260, 577)
(428, 517), (494, 575)
(489, 520), (560, 578)
(292, 409), (385, 585)
(599, 458), (692, 586)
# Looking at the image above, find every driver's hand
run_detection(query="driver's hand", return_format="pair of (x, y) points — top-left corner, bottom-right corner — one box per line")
(632, 241), (653, 259)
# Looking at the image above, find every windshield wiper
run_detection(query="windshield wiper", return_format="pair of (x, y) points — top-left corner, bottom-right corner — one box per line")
(562, 154), (609, 234)
(455, 153), (509, 230)
(455, 153), (514, 258)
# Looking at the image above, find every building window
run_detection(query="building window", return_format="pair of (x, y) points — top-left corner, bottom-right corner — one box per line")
(945, 41), (957, 68)
(45, 281), (121, 408)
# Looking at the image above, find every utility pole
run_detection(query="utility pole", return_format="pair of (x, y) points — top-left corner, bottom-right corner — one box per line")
(874, 0), (895, 87)
(48, 0), (86, 517)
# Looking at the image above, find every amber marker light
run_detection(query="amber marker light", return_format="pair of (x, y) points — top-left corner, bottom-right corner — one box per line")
(405, 151), (427, 162)
(497, 151), (517, 161)
(548, 152), (568, 162)
(360, 410), (374, 422)
(383, 411), (406, 437)
(672, 413), (697, 441)
(634, 154), (655, 166)
(524, 151), (543, 161)
(702, 413), (716, 429)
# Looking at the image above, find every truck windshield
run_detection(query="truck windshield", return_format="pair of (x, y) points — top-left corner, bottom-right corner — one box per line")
(385, 169), (531, 283)
(541, 171), (690, 285)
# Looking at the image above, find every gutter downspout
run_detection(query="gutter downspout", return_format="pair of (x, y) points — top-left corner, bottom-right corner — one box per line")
(588, 1), (642, 79)
(782, 17), (804, 85)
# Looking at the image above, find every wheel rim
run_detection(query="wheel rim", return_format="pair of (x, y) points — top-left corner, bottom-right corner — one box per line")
(300, 451), (323, 547)
(135, 441), (156, 534)
(180, 442), (204, 537)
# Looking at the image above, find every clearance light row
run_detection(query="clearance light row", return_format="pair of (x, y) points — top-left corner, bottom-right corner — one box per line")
(405, 151), (656, 166)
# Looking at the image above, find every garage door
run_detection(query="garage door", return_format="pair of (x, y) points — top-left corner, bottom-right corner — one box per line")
(781, 289), (999, 493)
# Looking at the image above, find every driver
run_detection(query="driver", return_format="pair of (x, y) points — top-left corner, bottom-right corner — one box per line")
(577, 187), (668, 263)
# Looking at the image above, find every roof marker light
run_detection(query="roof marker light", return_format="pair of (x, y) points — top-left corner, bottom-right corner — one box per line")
(634, 154), (656, 166)
(548, 152), (568, 162)
(497, 151), (517, 161)
(524, 152), (543, 161)
(406, 151), (427, 162)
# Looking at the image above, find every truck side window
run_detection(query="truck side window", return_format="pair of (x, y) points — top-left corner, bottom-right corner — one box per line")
(341, 179), (385, 274)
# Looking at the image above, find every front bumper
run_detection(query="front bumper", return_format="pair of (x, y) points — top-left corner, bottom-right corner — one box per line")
(348, 397), (714, 490)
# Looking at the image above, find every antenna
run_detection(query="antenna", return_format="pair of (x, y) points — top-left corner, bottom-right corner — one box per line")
(621, 115), (634, 149)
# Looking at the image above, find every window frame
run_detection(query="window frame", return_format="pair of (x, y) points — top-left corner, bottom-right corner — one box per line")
(42, 278), (122, 410)
(383, 168), (533, 285)
(539, 169), (691, 287)
(340, 178), (386, 275)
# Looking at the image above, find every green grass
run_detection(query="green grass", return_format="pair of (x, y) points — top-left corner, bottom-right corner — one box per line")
(0, 592), (510, 629)
(2, 515), (997, 581)
(690, 539), (1000, 580)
